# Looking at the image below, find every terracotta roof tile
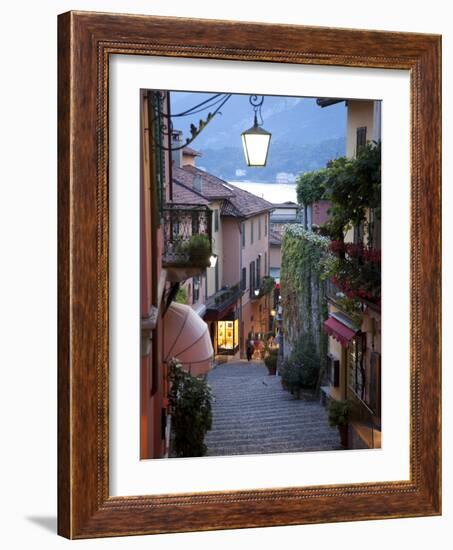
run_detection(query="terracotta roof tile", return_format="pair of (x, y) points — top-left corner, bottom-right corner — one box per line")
(172, 166), (274, 219)
(171, 181), (209, 205)
(222, 182), (274, 218)
(173, 166), (234, 200)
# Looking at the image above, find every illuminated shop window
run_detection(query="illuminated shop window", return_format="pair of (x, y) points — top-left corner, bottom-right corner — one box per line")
(216, 319), (239, 355)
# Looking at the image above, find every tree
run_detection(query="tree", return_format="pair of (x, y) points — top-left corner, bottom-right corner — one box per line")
(296, 168), (328, 206)
(325, 142), (381, 238)
(296, 141), (381, 241)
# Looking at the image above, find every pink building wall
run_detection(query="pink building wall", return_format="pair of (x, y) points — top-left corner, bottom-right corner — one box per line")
(222, 218), (241, 287)
(240, 212), (271, 351)
(240, 213), (270, 283)
(140, 90), (172, 459)
(181, 275), (207, 311)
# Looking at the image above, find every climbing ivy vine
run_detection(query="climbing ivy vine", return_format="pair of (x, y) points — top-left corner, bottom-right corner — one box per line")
(280, 226), (331, 390)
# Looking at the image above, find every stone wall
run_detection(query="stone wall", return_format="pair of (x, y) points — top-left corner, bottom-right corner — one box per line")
(280, 225), (330, 376)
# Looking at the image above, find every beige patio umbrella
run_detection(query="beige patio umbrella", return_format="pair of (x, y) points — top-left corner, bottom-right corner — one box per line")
(163, 302), (213, 376)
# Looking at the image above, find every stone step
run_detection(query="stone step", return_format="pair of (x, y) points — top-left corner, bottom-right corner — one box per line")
(206, 444), (343, 456)
(205, 360), (341, 457)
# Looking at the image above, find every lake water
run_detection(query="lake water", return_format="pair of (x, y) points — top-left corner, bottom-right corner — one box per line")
(228, 181), (297, 205)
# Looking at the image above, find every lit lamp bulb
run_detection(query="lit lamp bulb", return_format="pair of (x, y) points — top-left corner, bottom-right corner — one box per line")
(209, 254), (218, 268)
(241, 114), (271, 167)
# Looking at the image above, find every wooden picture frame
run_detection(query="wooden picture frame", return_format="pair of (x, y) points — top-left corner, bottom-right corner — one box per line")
(58, 11), (441, 539)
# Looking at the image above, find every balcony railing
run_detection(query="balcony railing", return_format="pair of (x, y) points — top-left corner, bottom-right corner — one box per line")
(162, 204), (212, 269)
(326, 277), (363, 327)
(327, 242), (381, 307)
(326, 277), (343, 303)
(348, 388), (381, 449)
(251, 276), (275, 300)
(206, 283), (243, 316)
(327, 276), (380, 326)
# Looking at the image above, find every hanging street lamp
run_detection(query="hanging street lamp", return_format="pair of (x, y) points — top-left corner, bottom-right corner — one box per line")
(149, 91), (272, 166)
(241, 95), (272, 167)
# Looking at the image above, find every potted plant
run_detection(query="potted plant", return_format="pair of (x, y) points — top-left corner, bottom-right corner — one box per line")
(186, 235), (211, 266)
(167, 359), (213, 457)
(279, 360), (303, 399)
(183, 234), (212, 267)
(328, 399), (353, 448)
(264, 349), (278, 375)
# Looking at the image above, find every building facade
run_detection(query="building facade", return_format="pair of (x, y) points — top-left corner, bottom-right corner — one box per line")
(320, 98), (382, 449)
(140, 91), (215, 459)
(140, 89), (170, 459)
(172, 148), (275, 361)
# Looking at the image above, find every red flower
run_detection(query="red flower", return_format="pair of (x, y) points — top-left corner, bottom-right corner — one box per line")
(330, 240), (345, 255)
(345, 243), (364, 258)
(363, 247), (381, 264)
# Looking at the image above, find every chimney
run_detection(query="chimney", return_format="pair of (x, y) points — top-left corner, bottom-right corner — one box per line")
(171, 130), (183, 167)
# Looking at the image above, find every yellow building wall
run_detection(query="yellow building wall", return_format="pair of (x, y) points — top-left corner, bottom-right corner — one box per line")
(346, 100), (375, 158)
(328, 332), (343, 361)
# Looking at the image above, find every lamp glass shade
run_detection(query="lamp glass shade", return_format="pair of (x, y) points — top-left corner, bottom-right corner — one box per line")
(241, 124), (271, 167)
(209, 254), (218, 268)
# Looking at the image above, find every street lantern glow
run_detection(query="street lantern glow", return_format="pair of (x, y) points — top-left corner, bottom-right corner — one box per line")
(241, 115), (272, 167)
(209, 254), (218, 268)
(241, 95), (271, 167)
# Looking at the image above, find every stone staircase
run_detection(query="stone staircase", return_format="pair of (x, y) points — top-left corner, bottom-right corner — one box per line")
(205, 360), (341, 456)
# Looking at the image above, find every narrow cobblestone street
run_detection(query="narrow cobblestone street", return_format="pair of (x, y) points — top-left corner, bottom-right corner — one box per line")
(205, 360), (341, 456)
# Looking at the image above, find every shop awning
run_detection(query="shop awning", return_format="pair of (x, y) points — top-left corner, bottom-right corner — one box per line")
(163, 302), (213, 376)
(323, 317), (357, 348)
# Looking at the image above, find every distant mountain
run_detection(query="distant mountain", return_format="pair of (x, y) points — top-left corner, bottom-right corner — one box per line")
(195, 137), (346, 183)
(169, 92), (346, 182)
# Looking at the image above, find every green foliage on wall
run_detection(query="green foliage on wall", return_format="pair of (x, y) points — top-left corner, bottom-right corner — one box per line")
(280, 226), (331, 390)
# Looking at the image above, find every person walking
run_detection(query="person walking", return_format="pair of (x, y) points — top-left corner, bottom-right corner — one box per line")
(246, 339), (254, 361)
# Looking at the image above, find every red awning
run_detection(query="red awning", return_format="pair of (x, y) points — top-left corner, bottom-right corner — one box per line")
(323, 317), (357, 348)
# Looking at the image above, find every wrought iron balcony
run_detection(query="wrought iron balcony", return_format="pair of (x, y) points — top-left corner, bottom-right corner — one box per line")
(205, 283), (243, 320)
(326, 277), (344, 303)
(326, 276), (380, 314)
(251, 276), (275, 300)
(326, 277), (363, 327)
(162, 204), (212, 265)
